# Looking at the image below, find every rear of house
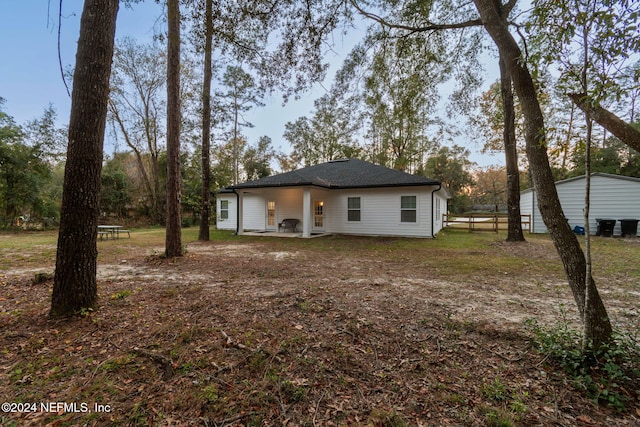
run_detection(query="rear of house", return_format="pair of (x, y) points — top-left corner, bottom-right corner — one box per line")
(520, 173), (640, 236)
(216, 159), (449, 238)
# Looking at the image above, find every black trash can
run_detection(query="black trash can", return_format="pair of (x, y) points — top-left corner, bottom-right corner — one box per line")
(596, 218), (616, 237)
(619, 219), (639, 237)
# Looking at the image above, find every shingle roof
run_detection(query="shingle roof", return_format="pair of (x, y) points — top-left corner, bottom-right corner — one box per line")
(227, 158), (440, 190)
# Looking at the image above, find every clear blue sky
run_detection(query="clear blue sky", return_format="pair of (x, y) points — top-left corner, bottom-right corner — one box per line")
(0, 0), (503, 167)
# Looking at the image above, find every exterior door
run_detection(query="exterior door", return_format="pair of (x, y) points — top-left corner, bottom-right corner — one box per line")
(266, 201), (276, 230)
(313, 200), (324, 231)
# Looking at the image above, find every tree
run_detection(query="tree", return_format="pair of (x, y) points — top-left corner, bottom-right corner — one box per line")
(284, 93), (361, 166)
(0, 104), (64, 226)
(528, 0), (640, 348)
(243, 136), (275, 180)
(361, 35), (443, 172)
(529, 0), (640, 152)
(0, 104), (51, 226)
(211, 137), (237, 190)
(100, 153), (131, 219)
(350, 0), (614, 349)
(198, 0), (214, 241)
(23, 104), (67, 162)
(182, 150), (204, 225)
(283, 117), (315, 166)
(50, 0), (119, 318)
(472, 0), (612, 348)
(568, 93), (640, 152)
(165, 0), (182, 258)
(570, 136), (640, 177)
(498, 51), (525, 241)
(108, 38), (166, 224)
(422, 145), (475, 213)
(471, 75), (573, 176)
(472, 62), (526, 239)
(469, 166), (508, 211)
(217, 65), (264, 184)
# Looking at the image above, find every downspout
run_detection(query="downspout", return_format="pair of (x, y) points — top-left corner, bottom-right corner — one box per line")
(431, 184), (442, 238)
(232, 189), (239, 235)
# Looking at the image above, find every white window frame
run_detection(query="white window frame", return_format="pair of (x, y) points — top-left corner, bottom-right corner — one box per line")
(400, 195), (417, 223)
(219, 200), (229, 220)
(347, 196), (361, 222)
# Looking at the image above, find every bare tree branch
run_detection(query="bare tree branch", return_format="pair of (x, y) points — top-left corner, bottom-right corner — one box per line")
(349, 0), (483, 33)
(57, 0), (71, 97)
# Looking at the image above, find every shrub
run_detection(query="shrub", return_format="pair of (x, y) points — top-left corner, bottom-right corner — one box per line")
(525, 318), (640, 411)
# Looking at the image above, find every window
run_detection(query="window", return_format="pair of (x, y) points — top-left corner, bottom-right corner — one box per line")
(347, 197), (361, 222)
(314, 200), (324, 227)
(267, 201), (276, 227)
(220, 200), (229, 219)
(401, 196), (416, 223)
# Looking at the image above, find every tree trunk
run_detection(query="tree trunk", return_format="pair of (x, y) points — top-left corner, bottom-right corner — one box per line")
(583, 117), (595, 350)
(50, 0), (119, 318)
(472, 0), (612, 349)
(165, 0), (182, 257)
(499, 54), (525, 242)
(108, 99), (162, 222)
(199, 0), (213, 241)
(568, 93), (640, 153)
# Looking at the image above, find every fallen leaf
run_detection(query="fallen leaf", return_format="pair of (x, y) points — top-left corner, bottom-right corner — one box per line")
(576, 415), (595, 424)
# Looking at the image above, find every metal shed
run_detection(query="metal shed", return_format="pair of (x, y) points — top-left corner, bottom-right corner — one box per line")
(520, 173), (640, 236)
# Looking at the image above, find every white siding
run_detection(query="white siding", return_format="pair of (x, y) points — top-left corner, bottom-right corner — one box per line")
(233, 189), (306, 232)
(324, 187), (437, 237)
(271, 188), (305, 227)
(519, 188), (544, 233)
(520, 174), (640, 235)
(432, 188), (449, 234)
(221, 184), (446, 237)
(242, 194), (265, 230)
(216, 194), (236, 230)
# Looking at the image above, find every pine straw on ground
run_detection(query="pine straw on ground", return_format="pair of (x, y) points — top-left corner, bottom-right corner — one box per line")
(1, 235), (639, 426)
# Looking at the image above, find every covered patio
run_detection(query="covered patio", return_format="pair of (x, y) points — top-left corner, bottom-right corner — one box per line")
(242, 230), (331, 238)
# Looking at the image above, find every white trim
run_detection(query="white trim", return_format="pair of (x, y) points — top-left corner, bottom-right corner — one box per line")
(302, 188), (311, 238)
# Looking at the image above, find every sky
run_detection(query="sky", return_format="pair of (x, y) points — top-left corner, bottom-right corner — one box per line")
(0, 0), (165, 133)
(0, 0), (505, 168)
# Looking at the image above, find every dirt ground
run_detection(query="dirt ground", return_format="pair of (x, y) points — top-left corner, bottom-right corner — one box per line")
(1, 233), (639, 426)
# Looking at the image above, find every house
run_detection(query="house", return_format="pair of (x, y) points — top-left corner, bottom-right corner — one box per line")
(520, 173), (640, 235)
(216, 158), (450, 238)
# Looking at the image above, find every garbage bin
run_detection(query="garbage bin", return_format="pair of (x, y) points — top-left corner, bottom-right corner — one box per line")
(619, 219), (639, 237)
(572, 225), (585, 235)
(596, 218), (616, 237)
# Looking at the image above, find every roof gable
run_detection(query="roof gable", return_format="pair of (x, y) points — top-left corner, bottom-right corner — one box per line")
(228, 158), (440, 190)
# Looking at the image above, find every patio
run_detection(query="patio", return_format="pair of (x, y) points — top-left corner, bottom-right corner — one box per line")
(242, 231), (331, 238)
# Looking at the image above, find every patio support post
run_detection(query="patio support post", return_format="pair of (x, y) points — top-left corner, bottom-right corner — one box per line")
(302, 188), (311, 238)
(237, 191), (244, 235)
